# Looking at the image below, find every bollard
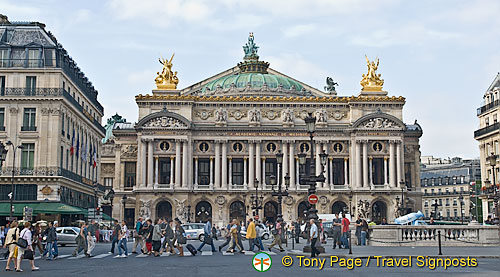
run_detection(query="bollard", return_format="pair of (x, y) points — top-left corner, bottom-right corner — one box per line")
(349, 230), (352, 255)
(437, 230), (442, 255)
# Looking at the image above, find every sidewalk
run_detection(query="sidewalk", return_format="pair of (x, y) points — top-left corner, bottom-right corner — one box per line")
(283, 240), (500, 258)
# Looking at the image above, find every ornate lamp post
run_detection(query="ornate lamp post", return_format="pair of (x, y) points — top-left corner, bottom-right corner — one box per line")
(272, 151), (289, 222)
(104, 188), (115, 227)
(459, 193), (464, 224)
(487, 153), (500, 221)
(250, 179), (264, 219)
(5, 141), (24, 220)
(431, 200), (442, 219)
(348, 190), (353, 215)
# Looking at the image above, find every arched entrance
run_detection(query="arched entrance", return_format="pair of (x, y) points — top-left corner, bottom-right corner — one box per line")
(156, 201), (172, 220)
(195, 201), (212, 223)
(297, 201), (309, 224)
(264, 201), (278, 223)
(332, 201), (348, 216)
(371, 201), (387, 224)
(229, 201), (246, 223)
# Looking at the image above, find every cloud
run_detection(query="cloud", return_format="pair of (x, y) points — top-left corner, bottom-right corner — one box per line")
(74, 9), (91, 23)
(282, 24), (317, 38)
(0, 0), (41, 19)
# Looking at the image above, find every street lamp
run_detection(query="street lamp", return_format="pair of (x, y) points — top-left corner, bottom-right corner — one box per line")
(250, 179), (264, 219)
(431, 200), (442, 219)
(5, 141), (24, 220)
(459, 193), (464, 224)
(106, 188), (115, 227)
(94, 185), (99, 209)
(486, 153), (499, 221)
(348, 190), (353, 215)
(121, 195), (127, 222)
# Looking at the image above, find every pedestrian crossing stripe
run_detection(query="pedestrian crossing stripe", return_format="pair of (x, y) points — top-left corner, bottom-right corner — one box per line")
(183, 252), (192, 256)
(222, 251), (234, 256)
(264, 251), (277, 256)
(58, 255), (71, 259)
(91, 253), (111, 259)
(68, 254), (86, 259)
(244, 251), (255, 255)
(136, 253), (149, 258)
(201, 251), (213, 256)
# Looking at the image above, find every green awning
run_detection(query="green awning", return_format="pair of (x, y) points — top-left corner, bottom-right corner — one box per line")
(101, 213), (115, 222)
(0, 202), (87, 216)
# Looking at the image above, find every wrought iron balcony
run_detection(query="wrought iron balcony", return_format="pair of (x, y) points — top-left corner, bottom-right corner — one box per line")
(477, 99), (500, 116)
(474, 122), (500, 138)
(2, 88), (63, 97)
(0, 166), (100, 188)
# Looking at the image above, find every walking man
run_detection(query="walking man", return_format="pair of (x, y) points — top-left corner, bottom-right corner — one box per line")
(267, 219), (285, 252)
(87, 220), (97, 257)
(197, 218), (216, 252)
(245, 218), (256, 251)
(341, 215), (350, 249)
(132, 217), (144, 254)
(109, 220), (120, 254)
(332, 213), (342, 249)
(309, 219), (320, 258)
(72, 222), (87, 256)
(43, 222), (57, 260)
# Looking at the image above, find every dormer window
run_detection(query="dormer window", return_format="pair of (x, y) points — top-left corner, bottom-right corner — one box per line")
(0, 49), (9, 67)
(27, 48), (41, 68)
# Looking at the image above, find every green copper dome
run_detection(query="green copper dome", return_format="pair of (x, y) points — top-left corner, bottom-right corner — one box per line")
(202, 72), (304, 92)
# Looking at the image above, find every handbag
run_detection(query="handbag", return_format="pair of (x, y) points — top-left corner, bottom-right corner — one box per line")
(203, 234), (213, 244)
(16, 229), (28, 248)
(23, 249), (34, 260)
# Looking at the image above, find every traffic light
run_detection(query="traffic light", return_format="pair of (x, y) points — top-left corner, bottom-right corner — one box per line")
(96, 207), (100, 216)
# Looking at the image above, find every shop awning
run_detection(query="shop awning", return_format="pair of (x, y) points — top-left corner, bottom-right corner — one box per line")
(0, 202), (87, 216)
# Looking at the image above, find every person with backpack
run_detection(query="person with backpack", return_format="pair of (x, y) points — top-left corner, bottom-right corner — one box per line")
(72, 222), (88, 256)
(132, 217), (144, 254)
(173, 218), (185, 256)
(3, 221), (19, 271)
(197, 218), (216, 252)
(43, 222), (57, 260)
(245, 218), (256, 251)
(152, 218), (163, 257)
(254, 222), (265, 251)
(144, 219), (154, 255)
(267, 219), (285, 252)
(16, 222), (39, 272)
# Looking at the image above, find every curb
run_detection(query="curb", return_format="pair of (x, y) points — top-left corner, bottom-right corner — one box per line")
(285, 252), (500, 259)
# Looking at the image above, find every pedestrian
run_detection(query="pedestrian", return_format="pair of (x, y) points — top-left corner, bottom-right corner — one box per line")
(245, 218), (256, 251)
(254, 222), (265, 251)
(32, 224), (44, 256)
(197, 218), (216, 252)
(87, 219), (97, 257)
(117, 220), (128, 258)
(3, 221), (19, 271)
(341, 215), (350, 249)
(355, 216), (362, 246)
(160, 219), (175, 254)
(152, 218), (163, 256)
(43, 221), (57, 260)
(218, 223), (232, 252)
(72, 222), (87, 256)
(332, 213), (342, 249)
(173, 218), (185, 256)
(360, 219), (368, 246)
(0, 226), (5, 248)
(381, 218), (388, 225)
(144, 219), (153, 255)
(212, 224), (218, 241)
(267, 220), (285, 252)
(294, 221), (301, 243)
(108, 220), (120, 254)
(16, 222), (39, 272)
(52, 221), (59, 258)
(227, 219), (244, 253)
(309, 219), (320, 258)
(132, 217), (144, 254)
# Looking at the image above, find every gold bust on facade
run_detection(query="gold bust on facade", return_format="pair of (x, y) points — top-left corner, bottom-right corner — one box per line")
(155, 53), (179, 90)
(360, 55), (384, 92)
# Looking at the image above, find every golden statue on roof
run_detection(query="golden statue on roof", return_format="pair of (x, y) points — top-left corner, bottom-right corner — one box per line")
(360, 55), (384, 92)
(155, 53), (179, 90)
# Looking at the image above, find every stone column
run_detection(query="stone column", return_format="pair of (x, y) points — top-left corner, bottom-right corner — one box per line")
(262, 157), (266, 188)
(209, 157), (214, 187)
(329, 157), (334, 187)
(169, 156), (174, 186)
(214, 142), (221, 187)
(243, 157), (248, 187)
(344, 157), (349, 186)
(222, 141), (228, 189)
(182, 140), (188, 188)
(147, 140), (154, 188)
(256, 142), (261, 185)
(389, 142), (396, 188)
(384, 157), (388, 186)
(362, 141), (368, 188)
(282, 141), (288, 185)
(188, 139), (193, 190)
(154, 156), (159, 187)
(249, 142), (255, 187)
(356, 141), (362, 188)
(228, 157), (232, 188)
(175, 140), (181, 188)
(141, 139), (147, 187)
(295, 158), (300, 186)
(369, 157), (373, 187)
(289, 142), (295, 189)
(194, 157), (199, 187)
(396, 141), (402, 187)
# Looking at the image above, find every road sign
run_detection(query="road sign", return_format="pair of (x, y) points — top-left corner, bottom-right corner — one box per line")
(254, 215), (260, 220)
(23, 206), (33, 221)
(308, 194), (318, 205)
(6, 217), (17, 222)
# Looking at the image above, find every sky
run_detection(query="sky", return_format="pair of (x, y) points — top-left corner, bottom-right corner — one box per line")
(3, 0), (500, 159)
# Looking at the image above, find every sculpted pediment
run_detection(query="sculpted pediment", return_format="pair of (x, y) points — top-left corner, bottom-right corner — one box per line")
(143, 116), (188, 129)
(353, 111), (406, 130)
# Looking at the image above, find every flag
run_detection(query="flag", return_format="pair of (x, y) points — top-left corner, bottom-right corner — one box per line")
(76, 133), (80, 158)
(89, 143), (93, 165)
(93, 147), (97, 168)
(70, 128), (75, 155)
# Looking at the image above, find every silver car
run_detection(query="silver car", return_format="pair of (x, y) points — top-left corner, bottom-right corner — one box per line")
(182, 223), (205, 241)
(55, 227), (80, 246)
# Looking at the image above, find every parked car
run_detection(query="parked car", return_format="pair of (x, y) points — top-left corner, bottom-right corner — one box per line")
(43, 227), (80, 247)
(182, 223), (205, 242)
(241, 224), (271, 240)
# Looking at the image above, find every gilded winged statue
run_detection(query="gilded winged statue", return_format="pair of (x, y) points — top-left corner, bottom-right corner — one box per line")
(360, 55), (384, 91)
(155, 53), (179, 89)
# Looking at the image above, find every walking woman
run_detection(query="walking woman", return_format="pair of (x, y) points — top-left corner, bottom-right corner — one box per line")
(144, 219), (153, 255)
(117, 220), (128, 258)
(173, 218), (185, 257)
(3, 221), (19, 271)
(32, 224), (44, 257)
(227, 219), (244, 253)
(16, 222), (39, 272)
(152, 218), (163, 257)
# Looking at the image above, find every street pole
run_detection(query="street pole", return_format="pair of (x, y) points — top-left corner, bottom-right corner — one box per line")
(6, 141), (23, 220)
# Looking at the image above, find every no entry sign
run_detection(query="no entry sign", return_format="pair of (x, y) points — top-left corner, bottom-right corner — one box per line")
(308, 194), (318, 205)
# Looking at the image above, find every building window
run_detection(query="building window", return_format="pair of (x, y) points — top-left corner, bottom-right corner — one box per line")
(60, 146), (64, 169)
(453, 199), (457, 206)
(20, 143), (35, 173)
(124, 162), (136, 188)
(424, 200), (428, 207)
(25, 76), (36, 94)
(104, 177), (113, 187)
(61, 113), (65, 135)
(198, 158), (210, 185)
(159, 158), (171, 184)
(0, 107), (4, 131)
(454, 209), (458, 217)
(232, 158), (244, 185)
(265, 158), (277, 185)
(0, 49), (9, 67)
(486, 117), (490, 126)
(445, 198), (449, 206)
(494, 114), (498, 124)
(447, 209), (451, 218)
(424, 189), (427, 194)
(27, 49), (40, 67)
(22, 108), (36, 131)
(66, 149), (69, 169)
(0, 184), (37, 200)
(0, 76), (5, 95)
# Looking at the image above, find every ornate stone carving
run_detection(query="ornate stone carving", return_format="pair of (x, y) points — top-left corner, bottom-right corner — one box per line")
(174, 198), (186, 222)
(263, 110), (278, 120)
(330, 111), (346, 121)
(40, 185), (53, 195)
(215, 108), (227, 126)
(281, 108), (294, 127)
(361, 117), (399, 129)
(41, 107), (51, 115)
(140, 200), (152, 219)
(101, 163), (115, 175)
(319, 196), (328, 205)
(284, 196), (294, 206)
(248, 108), (261, 126)
(143, 116), (187, 128)
(121, 144), (138, 158)
(195, 110), (213, 120)
(229, 110), (246, 120)
(315, 109), (328, 127)
(9, 107), (18, 114)
(216, 195), (226, 205)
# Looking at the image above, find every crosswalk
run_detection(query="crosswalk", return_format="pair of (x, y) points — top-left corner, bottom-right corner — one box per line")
(0, 249), (281, 261)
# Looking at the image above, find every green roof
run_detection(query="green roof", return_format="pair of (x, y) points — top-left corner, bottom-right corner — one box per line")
(202, 72), (304, 93)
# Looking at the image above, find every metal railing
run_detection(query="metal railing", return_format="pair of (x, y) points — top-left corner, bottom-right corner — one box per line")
(2, 87), (63, 96)
(0, 166), (100, 188)
(477, 99), (500, 115)
(474, 122), (500, 138)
